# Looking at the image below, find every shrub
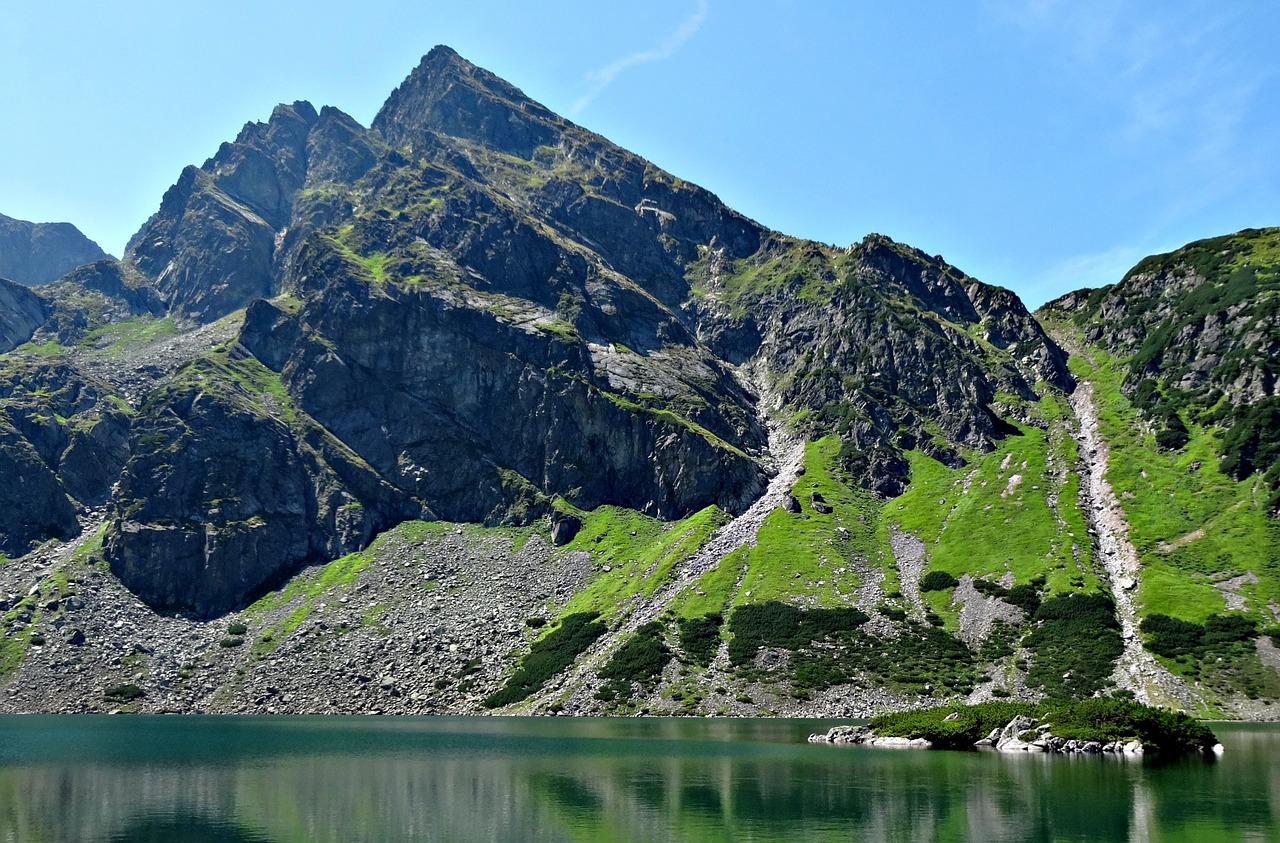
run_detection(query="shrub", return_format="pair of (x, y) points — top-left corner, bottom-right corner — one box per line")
(678, 613), (723, 666)
(1220, 397), (1280, 481)
(727, 602), (868, 666)
(599, 622), (670, 686)
(1025, 593), (1122, 699)
(218, 636), (244, 648)
(483, 612), (606, 708)
(920, 571), (960, 592)
(971, 578), (1008, 598)
(227, 622), (248, 636)
(1204, 613), (1257, 647)
(1141, 614), (1204, 658)
(1044, 697), (1217, 752)
(870, 701), (1039, 748)
(1142, 613), (1257, 661)
(869, 699), (1217, 754)
(104, 683), (145, 701)
(1005, 584), (1041, 615)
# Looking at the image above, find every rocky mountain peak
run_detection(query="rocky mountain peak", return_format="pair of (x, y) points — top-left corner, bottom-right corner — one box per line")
(372, 45), (562, 158)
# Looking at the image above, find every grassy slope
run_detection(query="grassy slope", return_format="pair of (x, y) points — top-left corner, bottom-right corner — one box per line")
(735, 436), (883, 608)
(885, 392), (1097, 621)
(555, 504), (730, 622)
(1064, 344), (1277, 622)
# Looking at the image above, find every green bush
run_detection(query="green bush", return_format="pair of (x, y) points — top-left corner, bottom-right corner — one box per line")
(599, 622), (670, 686)
(870, 702), (1039, 748)
(1143, 612), (1257, 660)
(727, 602), (868, 666)
(920, 571), (960, 592)
(227, 622), (248, 636)
(483, 612), (606, 708)
(104, 683), (145, 701)
(870, 700), (1217, 754)
(1155, 413), (1190, 450)
(1043, 698), (1218, 752)
(1025, 593), (1122, 699)
(1142, 614), (1204, 657)
(1220, 397), (1280, 482)
(678, 613), (723, 666)
(970, 578), (1007, 598)
(1004, 584), (1041, 615)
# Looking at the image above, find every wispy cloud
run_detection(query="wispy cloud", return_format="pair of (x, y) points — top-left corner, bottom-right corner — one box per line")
(1024, 244), (1148, 307)
(572, 0), (709, 114)
(986, 1), (1262, 175)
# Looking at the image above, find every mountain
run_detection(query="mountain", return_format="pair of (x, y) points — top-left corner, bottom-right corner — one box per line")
(1037, 228), (1280, 713)
(0, 212), (108, 286)
(1040, 228), (1279, 510)
(0, 47), (1274, 719)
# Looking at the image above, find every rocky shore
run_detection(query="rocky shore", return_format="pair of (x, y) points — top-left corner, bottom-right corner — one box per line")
(810, 707), (1225, 757)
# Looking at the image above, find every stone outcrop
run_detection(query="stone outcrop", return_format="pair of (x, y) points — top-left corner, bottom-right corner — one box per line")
(809, 715), (1210, 756)
(0, 360), (130, 555)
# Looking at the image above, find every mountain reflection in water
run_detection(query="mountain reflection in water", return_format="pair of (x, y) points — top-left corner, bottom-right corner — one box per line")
(0, 716), (1274, 842)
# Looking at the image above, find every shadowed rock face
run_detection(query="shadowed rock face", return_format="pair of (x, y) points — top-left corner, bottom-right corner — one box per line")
(0, 212), (108, 287)
(3, 46), (1071, 615)
(0, 361), (130, 556)
(0, 277), (47, 353)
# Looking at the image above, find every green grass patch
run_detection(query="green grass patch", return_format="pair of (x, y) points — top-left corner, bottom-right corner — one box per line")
(557, 505), (729, 620)
(1069, 349), (1278, 620)
(735, 436), (883, 607)
(78, 316), (178, 355)
(887, 396), (1098, 602)
(671, 546), (749, 620)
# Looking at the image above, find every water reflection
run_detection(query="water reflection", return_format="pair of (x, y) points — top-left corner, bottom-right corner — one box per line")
(0, 717), (1274, 842)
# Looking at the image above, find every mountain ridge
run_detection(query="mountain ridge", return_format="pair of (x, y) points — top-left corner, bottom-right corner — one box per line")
(0, 47), (1274, 719)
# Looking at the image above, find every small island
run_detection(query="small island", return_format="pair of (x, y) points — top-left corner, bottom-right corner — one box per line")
(811, 699), (1223, 757)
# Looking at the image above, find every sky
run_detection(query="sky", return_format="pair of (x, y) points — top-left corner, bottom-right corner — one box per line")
(2, 1), (1277, 308)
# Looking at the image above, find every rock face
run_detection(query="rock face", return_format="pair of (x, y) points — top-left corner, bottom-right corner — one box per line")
(33, 259), (165, 346)
(0, 360), (130, 555)
(0, 212), (108, 286)
(0, 277), (47, 353)
(2, 46), (1069, 616)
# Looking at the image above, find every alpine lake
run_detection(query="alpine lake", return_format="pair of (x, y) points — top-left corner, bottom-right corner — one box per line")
(0, 715), (1276, 842)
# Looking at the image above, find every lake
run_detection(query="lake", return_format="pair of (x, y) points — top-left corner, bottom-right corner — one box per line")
(0, 716), (1275, 841)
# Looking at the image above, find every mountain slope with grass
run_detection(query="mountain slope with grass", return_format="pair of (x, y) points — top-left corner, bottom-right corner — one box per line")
(1038, 228), (1280, 716)
(0, 50), (1275, 718)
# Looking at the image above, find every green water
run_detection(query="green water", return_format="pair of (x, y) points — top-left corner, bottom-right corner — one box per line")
(0, 716), (1275, 842)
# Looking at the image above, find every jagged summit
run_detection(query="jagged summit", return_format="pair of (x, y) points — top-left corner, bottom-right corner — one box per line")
(373, 45), (564, 158)
(4, 47), (1068, 618)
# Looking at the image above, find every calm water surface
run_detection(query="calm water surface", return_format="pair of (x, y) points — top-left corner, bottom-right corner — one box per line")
(0, 715), (1275, 842)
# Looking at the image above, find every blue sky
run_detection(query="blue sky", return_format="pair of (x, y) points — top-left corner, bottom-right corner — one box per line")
(2, 1), (1277, 307)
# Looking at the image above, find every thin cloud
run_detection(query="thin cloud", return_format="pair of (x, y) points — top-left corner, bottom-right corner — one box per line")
(572, 0), (709, 114)
(1025, 245), (1148, 307)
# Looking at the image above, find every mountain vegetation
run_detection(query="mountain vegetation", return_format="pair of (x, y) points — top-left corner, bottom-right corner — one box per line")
(0, 47), (1274, 719)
